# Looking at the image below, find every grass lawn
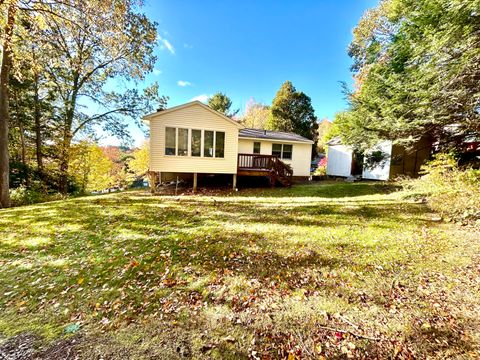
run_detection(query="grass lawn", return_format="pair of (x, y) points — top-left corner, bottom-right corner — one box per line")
(0, 182), (479, 359)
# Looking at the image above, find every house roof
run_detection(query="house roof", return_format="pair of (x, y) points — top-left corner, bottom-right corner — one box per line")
(239, 128), (314, 144)
(326, 137), (343, 146)
(142, 101), (244, 129)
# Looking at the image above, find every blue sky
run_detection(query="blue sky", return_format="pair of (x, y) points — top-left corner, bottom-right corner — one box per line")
(103, 0), (378, 146)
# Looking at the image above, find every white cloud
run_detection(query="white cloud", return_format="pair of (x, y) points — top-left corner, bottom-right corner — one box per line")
(157, 35), (175, 55)
(183, 43), (193, 49)
(190, 94), (209, 103)
(153, 68), (162, 76)
(177, 80), (192, 87)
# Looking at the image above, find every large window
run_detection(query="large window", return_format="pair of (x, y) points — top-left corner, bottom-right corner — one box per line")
(204, 130), (214, 157)
(253, 142), (261, 154)
(164, 127), (225, 158)
(165, 127), (176, 155)
(178, 128), (188, 156)
(191, 129), (201, 157)
(215, 132), (225, 158)
(272, 143), (292, 160)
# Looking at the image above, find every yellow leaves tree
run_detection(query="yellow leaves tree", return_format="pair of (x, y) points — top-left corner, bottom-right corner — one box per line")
(128, 140), (149, 177)
(317, 118), (332, 153)
(241, 98), (270, 129)
(69, 141), (114, 193)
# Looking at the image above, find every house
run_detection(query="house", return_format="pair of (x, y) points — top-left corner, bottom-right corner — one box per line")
(143, 101), (314, 191)
(326, 137), (431, 180)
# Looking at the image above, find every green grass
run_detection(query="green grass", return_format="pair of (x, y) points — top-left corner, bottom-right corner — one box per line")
(0, 182), (479, 359)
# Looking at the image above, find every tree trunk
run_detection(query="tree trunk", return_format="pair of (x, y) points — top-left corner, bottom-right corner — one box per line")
(18, 121), (29, 187)
(0, 1), (17, 208)
(58, 131), (72, 194)
(33, 72), (43, 171)
(58, 84), (78, 194)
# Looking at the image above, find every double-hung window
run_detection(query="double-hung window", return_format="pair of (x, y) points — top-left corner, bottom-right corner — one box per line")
(282, 145), (292, 160)
(272, 143), (282, 158)
(272, 143), (292, 160)
(253, 142), (261, 154)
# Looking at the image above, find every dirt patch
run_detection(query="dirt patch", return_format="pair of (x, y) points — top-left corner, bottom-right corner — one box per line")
(0, 333), (81, 360)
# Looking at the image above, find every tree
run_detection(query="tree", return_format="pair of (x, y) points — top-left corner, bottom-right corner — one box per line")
(69, 141), (113, 193)
(1, 0), (78, 207)
(241, 98), (270, 129)
(37, 1), (162, 193)
(0, 0), (18, 207)
(128, 140), (149, 177)
(207, 92), (239, 117)
(316, 119), (332, 153)
(267, 81), (318, 143)
(338, 0), (480, 154)
(0, 0), (165, 206)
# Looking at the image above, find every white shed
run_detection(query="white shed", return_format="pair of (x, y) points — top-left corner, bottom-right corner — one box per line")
(326, 138), (392, 180)
(361, 141), (392, 181)
(326, 138), (354, 177)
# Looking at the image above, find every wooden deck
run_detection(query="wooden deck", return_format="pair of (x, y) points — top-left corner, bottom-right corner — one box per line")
(237, 153), (293, 187)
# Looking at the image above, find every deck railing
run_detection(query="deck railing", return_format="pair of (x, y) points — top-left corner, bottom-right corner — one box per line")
(237, 153), (293, 179)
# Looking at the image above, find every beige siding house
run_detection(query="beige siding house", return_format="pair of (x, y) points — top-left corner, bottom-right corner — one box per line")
(143, 101), (313, 189)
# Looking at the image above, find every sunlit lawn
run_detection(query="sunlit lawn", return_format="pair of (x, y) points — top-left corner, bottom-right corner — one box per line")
(0, 182), (479, 358)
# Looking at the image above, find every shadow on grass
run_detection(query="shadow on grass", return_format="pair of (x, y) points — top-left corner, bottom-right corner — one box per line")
(237, 182), (402, 198)
(1, 186), (477, 358)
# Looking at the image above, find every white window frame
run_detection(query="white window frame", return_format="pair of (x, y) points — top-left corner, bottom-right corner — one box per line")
(164, 126), (225, 159)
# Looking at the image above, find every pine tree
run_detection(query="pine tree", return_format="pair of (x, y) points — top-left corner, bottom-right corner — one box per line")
(267, 81), (318, 142)
(207, 92), (239, 117)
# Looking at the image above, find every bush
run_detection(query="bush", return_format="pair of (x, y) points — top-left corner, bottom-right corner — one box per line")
(313, 165), (326, 176)
(403, 153), (480, 224)
(9, 186), (65, 207)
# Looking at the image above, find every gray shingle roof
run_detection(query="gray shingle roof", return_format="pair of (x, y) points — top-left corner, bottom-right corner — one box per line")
(239, 128), (313, 143)
(326, 137), (343, 146)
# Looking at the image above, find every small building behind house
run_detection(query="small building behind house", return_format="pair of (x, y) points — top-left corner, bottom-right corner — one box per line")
(326, 137), (431, 180)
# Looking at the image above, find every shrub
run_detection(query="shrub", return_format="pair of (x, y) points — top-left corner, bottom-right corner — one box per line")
(403, 153), (480, 224)
(313, 165), (327, 176)
(9, 186), (65, 207)
(10, 186), (45, 206)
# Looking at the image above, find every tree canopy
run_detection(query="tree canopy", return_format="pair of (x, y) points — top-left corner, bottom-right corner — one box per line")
(267, 81), (318, 142)
(316, 119), (333, 153)
(0, 0), (166, 206)
(335, 0), (480, 153)
(207, 92), (239, 117)
(240, 98), (270, 129)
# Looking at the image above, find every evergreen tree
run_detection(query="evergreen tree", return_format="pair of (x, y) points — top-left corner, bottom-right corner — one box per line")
(267, 81), (318, 142)
(207, 92), (239, 117)
(338, 0), (480, 153)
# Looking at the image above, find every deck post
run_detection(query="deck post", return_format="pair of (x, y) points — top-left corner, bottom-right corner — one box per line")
(148, 171), (157, 193)
(193, 173), (197, 193)
(232, 174), (237, 190)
